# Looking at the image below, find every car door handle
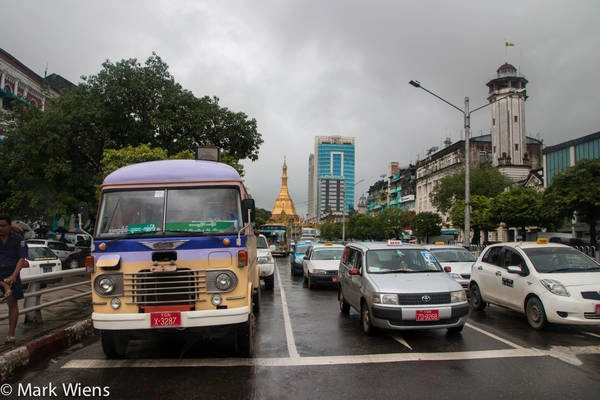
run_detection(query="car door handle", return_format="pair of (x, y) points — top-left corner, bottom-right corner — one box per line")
(495, 271), (502, 276)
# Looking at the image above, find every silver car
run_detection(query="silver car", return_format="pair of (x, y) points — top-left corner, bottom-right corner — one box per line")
(338, 241), (469, 335)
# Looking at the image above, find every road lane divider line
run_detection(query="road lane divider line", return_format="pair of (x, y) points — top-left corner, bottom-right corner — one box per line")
(62, 348), (546, 369)
(391, 335), (413, 350)
(275, 263), (300, 359)
(465, 322), (526, 349)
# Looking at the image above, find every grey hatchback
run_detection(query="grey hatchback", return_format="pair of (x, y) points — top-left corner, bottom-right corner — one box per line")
(338, 241), (469, 335)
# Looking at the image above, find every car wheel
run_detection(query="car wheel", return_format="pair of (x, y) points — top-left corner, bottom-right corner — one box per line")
(469, 282), (487, 311)
(338, 289), (350, 315)
(361, 301), (375, 335)
(302, 274), (308, 288)
(264, 274), (274, 290)
(290, 263), (295, 276)
(526, 296), (547, 330)
(447, 325), (464, 335)
(307, 274), (314, 290)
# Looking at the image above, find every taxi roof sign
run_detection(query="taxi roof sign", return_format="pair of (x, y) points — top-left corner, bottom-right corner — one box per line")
(387, 240), (403, 246)
(536, 238), (549, 244)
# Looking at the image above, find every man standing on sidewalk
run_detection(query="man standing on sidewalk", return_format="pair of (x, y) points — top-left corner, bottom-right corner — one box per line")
(0, 214), (27, 344)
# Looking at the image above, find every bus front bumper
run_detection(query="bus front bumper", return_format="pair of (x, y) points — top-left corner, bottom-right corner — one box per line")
(92, 306), (250, 330)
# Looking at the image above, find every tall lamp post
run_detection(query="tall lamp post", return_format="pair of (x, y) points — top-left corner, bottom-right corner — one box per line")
(409, 80), (523, 247)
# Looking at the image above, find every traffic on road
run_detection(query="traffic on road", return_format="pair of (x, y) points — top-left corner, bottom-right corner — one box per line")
(5, 251), (600, 399)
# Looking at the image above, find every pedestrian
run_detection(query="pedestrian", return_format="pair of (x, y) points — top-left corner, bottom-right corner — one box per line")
(0, 214), (27, 344)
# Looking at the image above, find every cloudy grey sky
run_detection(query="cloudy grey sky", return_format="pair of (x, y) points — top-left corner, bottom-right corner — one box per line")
(3, 1), (599, 215)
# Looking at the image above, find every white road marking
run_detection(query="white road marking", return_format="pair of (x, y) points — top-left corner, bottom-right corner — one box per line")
(275, 264), (300, 359)
(391, 335), (413, 350)
(63, 348), (546, 369)
(583, 331), (600, 339)
(465, 322), (526, 349)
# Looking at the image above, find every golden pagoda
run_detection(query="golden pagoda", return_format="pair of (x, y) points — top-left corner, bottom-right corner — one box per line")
(269, 158), (299, 224)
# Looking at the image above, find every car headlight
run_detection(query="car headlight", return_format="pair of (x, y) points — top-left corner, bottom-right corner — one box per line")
(450, 290), (467, 303)
(258, 255), (273, 264)
(540, 279), (570, 296)
(373, 293), (399, 305)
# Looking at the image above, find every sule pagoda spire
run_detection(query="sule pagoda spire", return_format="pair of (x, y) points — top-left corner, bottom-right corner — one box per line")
(269, 157), (299, 223)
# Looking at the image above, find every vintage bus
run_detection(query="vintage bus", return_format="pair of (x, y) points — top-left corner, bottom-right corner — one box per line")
(259, 224), (290, 256)
(88, 154), (258, 358)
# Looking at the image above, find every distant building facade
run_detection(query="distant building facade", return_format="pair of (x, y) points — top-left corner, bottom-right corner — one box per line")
(308, 136), (355, 222)
(0, 48), (73, 112)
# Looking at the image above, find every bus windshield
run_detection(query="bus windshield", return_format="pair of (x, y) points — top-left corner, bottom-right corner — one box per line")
(96, 187), (242, 238)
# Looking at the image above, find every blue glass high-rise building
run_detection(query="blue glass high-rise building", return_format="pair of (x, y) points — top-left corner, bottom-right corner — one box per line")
(308, 136), (355, 222)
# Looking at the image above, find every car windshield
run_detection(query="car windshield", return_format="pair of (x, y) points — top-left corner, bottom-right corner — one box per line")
(96, 188), (242, 238)
(366, 249), (442, 273)
(524, 246), (600, 273)
(27, 246), (58, 260)
(430, 248), (476, 263)
(257, 236), (269, 249)
(295, 244), (313, 255)
(311, 248), (344, 260)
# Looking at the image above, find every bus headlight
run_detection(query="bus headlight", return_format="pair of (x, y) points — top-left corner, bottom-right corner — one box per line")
(211, 294), (223, 306)
(206, 270), (238, 292)
(110, 297), (122, 310)
(215, 273), (234, 291)
(93, 274), (123, 296)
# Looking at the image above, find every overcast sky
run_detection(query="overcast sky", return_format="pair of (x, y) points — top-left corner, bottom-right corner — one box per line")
(3, 1), (599, 215)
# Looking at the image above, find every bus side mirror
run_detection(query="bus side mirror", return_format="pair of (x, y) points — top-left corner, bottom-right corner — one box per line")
(242, 199), (255, 223)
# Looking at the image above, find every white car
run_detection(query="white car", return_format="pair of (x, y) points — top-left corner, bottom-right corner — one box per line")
(257, 234), (275, 290)
(26, 239), (73, 263)
(302, 243), (345, 289)
(21, 244), (62, 279)
(424, 244), (476, 291)
(469, 239), (600, 329)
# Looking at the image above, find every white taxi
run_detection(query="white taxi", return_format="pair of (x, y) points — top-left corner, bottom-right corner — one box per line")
(21, 244), (62, 279)
(469, 239), (600, 329)
(257, 234), (275, 290)
(302, 242), (345, 289)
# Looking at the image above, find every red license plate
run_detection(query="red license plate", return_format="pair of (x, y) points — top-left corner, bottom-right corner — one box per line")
(150, 311), (181, 327)
(332, 276), (339, 283)
(416, 309), (439, 321)
(596, 304), (600, 315)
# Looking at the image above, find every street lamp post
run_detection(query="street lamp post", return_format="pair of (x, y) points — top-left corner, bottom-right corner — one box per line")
(409, 80), (522, 247)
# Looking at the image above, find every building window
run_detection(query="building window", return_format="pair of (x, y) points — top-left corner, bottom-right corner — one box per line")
(515, 144), (519, 151)
(514, 115), (518, 123)
(492, 118), (496, 126)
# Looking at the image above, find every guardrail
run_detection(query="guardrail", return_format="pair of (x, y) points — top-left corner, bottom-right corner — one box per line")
(0, 268), (91, 324)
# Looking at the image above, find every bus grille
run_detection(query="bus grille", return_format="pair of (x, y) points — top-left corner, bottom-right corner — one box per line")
(123, 269), (207, 306)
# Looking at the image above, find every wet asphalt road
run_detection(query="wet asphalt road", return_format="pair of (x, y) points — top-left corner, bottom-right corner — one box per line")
(7, 256), (600, 400)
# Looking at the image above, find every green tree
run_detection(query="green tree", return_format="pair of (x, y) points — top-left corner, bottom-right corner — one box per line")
(411, 212), (442, 244)
(101, 143), (193, 178)
(490, 186), (544, 238)
(0, 53), (262, 220)
(450, 195), (495, 244)
(376, 208), (414, 239)
(543, 158), (600, 247)
(430, 165), (512, 213)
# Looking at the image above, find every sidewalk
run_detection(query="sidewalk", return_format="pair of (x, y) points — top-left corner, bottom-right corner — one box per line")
(0, 277), (95, 381)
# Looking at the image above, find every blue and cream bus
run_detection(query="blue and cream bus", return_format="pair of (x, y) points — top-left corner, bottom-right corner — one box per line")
(88, 151), (258, 357)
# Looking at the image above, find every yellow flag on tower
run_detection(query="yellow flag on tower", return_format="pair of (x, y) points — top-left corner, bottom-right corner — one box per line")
(505, 40), (515, 47)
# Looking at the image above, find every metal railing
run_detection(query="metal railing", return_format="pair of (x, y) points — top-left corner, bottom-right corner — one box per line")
(0, 268), (91, 324)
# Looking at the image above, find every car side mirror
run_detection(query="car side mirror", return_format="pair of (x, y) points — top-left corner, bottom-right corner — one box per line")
(507, 265), (523, 274)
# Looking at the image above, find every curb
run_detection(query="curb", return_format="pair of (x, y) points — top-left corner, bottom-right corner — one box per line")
(0, 319), (94, 382)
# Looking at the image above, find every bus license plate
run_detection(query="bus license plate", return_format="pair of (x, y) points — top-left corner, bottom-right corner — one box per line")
(416, 309), (439, 321)
(150, 311), (181, 327)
